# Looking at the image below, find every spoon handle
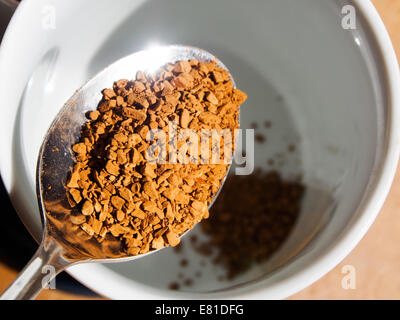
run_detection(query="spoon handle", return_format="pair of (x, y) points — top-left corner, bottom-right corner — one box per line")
(0, 237), (70, 300)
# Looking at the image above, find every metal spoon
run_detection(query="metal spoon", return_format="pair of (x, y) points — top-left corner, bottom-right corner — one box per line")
(0, 45), (238, 300)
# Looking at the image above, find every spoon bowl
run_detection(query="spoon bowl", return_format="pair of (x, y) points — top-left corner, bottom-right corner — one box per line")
(0, 45), (238, 299)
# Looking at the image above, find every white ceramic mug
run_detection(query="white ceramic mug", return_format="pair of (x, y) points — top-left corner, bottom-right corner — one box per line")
(0, 0), (398, 299)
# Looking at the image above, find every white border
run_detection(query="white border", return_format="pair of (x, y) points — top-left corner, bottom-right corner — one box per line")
(0, 0), (399, 299)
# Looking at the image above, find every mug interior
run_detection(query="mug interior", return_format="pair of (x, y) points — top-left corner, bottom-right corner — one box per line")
(0, 0), (392, 298)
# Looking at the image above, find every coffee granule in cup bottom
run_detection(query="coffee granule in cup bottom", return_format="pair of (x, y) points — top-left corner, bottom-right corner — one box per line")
(169, 169), (304, 288)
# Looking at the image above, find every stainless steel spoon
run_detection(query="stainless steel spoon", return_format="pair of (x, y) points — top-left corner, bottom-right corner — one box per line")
(0, 45), (238, 300)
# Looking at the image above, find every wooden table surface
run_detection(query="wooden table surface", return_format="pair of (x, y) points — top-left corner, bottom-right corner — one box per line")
(0, 0), (399, 300)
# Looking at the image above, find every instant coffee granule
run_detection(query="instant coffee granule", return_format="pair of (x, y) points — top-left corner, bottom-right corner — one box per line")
(202, 170), (303, 279)
(65, 60), (247, 257)
(171, 170), (304, 283)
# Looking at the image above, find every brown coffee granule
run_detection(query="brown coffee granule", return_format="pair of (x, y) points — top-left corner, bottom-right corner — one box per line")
(64, 59), (247, 257)
(264, 121), (272, 128)
(173, 243), (183, 253)
(183, 278), (193, 286)
(190, 235), (198, 244)
(255, 133), (266, 143)
(169, 282), (180, 290)
(180, 259), (188, 267)
(192, 242), (213, 256)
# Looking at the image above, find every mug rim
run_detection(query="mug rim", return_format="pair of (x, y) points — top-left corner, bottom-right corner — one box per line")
(221, 0), (400, 299)
(0, 0), (399, 299)
(232, 0), (400, 299)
